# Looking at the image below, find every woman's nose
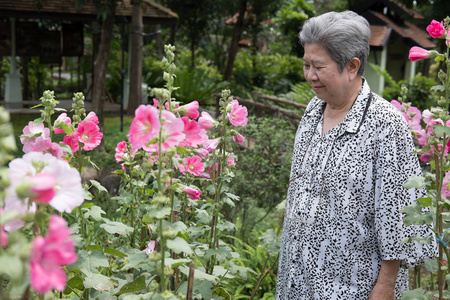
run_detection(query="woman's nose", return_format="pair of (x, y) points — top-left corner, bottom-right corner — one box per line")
(305, 68), (318, 81)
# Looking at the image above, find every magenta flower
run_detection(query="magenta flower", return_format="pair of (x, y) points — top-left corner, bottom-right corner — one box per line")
(7, 152), (83, 214)
(30, 215), (77, 294)
(233, 133), (245, 144)
(29, 172), (57, 203)
(143, 240), (156, 255)
(129, 105), (161, 150)
(184, 187), (201, 200)
(228, 100), (248, 126)
(422, 109), (434, 126)
(179, 117), (208, 148)
(144, 110), (185, 153)
(390, 100), (421, 131)
(198, 111), (216, 129)
(227, 155), (236, 167)
(203, 138), (220, 152)
(85, 112), (100, 124)
(179, 155), (205, 176)
(427, 20), (446, 38)
(60, 134), (79, 154)
(73, 119), (103, 151)
(409, 46), (431, 62)
(20, 122), (50, 153)
(0, 209), (7, 247)
(178, 101), (200, 119)
(54, 113), (72, 134)
(197, 148), (209, 158)
(115, 141), (128, 163)
(443, 172), (450, 198)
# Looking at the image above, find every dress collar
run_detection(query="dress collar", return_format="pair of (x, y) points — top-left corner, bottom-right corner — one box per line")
(302, 79), (372, 135)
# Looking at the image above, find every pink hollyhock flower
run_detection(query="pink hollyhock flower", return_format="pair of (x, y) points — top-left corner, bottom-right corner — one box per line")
(129, 105), (161, 150)
(115, 141), (128, 163)
(60, 134), (79, 154)
(179, 155), (205, 176)
(409, 46), (431, 62)
(422, 109), (434, 126)
(179, 117), (208, 148)
(0, 209), (7, 247)
(416, 128), (429, 147)
(391, 100), (422, 131)
(165, 101), (180, 112)
(152, 98), (158, 108)
(228, 100), (248, 126)
(73, 119), (103, 151)
(184, 187), (201, 200)
(28, 172), (56, 203)
(178, 101), (199, 119)
(30, 215), (77, 294)
(203, 138), (220, 152)
(442, 171), (450, 198)
(198, 111), (217, 129)
(144, 110), (185, 153)
(85, 112), (99, 125)
(233, 133), (245, 144)
(54, 113), (72, 134)
(7, 152), (83, 214)
(227, 155), (236, 167)
(427, 20), (446, 38)
(143, 240), (156, 255)
(197, 148), (209, 158)
(21, 122), (50, 153)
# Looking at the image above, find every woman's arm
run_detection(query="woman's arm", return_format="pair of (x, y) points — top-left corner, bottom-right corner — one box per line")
(368, 260), (400, 300)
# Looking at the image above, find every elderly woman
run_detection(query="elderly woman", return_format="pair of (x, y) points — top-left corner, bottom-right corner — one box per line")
(276, 11), (436, 300)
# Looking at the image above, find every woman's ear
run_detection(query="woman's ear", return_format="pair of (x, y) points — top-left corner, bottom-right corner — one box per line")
(346, 57), (361, 80)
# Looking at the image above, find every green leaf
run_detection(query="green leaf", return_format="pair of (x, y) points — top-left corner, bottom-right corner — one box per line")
(83, 272), (117, 291)
(216, 221), (236, 232)
(179, 267), (218, 283)
(417, 197), (432, 207)
(90, 180), (109, 194)
(433, 124), (450, 138)
(83, 205), (106, 221)
(100, 219), (134, 235)
(401, 288), (430, 300)
(69, 250), (109, 273)
(104, 247), (126, 258)
(121, 252), (149, 271)
(64, 275), (85, 294)
(166, 237), (193, 255)
(403, 176), (427, 189)
(147, 207), (171, 219)
(164, 258), (191, 268)
(115, 275), (146, 296)
(401, 204), (434, 226)
(0, 255), (24, 282)
(259, 229), (282, 256)
(204, 247), (232, 263)
(206, 184), (216, 195)
(228, 262), (257, 280)
(195, 209), (211, 224)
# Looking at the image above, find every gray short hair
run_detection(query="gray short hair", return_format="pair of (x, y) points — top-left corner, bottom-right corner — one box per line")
(299, 11), (371, 76)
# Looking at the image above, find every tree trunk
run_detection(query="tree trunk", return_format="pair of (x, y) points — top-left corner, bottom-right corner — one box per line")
(223, 0), (247, 81)
(92, 0), (117, 137)
(127, 1), (144, 115)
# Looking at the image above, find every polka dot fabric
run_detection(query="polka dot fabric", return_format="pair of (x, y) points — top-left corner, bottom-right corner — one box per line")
(276, 80), (437, 299)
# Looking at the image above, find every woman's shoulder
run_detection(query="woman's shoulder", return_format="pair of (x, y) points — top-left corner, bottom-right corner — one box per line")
(367, 93), (409, 129)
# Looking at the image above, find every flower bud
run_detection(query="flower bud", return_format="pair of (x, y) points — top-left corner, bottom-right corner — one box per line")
(162, 227), (176, 239)
(149, 251), (162, 262)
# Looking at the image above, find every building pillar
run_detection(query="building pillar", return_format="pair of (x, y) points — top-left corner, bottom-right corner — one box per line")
(5, 18), (23, 107)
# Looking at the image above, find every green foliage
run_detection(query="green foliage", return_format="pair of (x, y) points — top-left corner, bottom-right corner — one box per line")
(232, 49), (304, 96)
(272, 0), (316, 56)
(172, 65), (228, 108)
(370, 63), (439, 110)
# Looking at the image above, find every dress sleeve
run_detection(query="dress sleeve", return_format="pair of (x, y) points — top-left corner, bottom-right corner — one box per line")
(374, 119), (437, 268)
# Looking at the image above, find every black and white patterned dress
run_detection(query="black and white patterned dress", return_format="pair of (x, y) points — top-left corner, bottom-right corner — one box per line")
(276, 80), (437, 299)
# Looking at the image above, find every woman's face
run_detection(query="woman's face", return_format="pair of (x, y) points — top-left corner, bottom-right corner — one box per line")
(303, 43), (351, 104)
